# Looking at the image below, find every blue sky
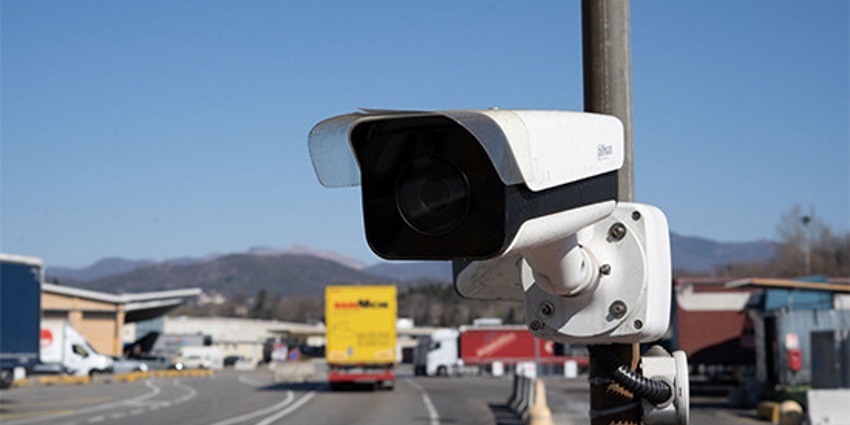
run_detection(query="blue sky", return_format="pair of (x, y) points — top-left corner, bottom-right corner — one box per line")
(2, 1), (848, 268)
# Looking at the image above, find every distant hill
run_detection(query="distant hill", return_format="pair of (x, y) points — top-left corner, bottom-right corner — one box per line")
(49, 257), (155, 282)
(48, 233), (779, 296)
(365, 261), (452, 283)
(72, 253), (387, 298)
(670, 234), (777, 273)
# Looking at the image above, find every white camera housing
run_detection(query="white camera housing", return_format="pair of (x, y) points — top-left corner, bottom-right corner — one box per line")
(308, 109), (624, 260)
(309, 108), (673, 344)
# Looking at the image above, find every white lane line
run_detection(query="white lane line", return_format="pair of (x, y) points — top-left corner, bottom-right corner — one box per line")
(3, 380), (162, 425)
(421, 392), (440, 425)
(406, 379), (440, 425)
(254, 391), (317, 425)
(128, 380), (164, 403)
(238, 375), (271, 387)
(172, 379), (200, 404)
(205, 391), (294, 425)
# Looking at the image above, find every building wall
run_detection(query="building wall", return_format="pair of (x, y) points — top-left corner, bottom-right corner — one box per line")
(676, 309), (753, 356)
(41, 292), (125, 356)
(772, 309), (850, 387)
(674, 279), (757, 356)
(163, 317), (324, 363)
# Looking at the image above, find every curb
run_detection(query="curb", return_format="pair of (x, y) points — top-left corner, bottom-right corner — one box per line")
(11, 369), (215, 388)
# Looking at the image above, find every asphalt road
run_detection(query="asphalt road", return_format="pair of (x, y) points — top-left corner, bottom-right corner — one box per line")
(0, 368), (766, 425)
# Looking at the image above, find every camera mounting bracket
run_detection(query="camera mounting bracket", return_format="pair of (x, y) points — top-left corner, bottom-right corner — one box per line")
(522, 202), (671, 344)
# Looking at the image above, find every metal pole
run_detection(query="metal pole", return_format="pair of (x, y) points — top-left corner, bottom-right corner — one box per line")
(583, 0), (634, 202)
(582, 1), (641, 424)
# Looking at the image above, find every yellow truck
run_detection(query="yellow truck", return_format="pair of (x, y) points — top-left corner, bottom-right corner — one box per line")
(325, 285), (396, 390)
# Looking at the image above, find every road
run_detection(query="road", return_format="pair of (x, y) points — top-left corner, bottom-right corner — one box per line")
(0, 368), (765, 425)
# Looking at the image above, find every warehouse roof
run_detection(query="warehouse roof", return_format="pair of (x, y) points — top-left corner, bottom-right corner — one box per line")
(42, 283), (201, 322)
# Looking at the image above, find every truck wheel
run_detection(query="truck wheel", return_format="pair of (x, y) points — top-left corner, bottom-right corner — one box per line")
(0, 369), (13, 389)
(436, 366), (448, 377)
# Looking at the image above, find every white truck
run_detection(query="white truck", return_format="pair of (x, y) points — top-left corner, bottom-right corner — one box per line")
(40, 320), (113, 376)
(414, 328), (460, 376)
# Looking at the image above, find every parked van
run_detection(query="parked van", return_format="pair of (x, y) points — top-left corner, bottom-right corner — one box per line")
(176, 346), (223, 370)
(40, 320), (113, 377)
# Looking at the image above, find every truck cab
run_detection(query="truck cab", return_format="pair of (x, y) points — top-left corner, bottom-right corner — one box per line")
(414, 328), (459, 376)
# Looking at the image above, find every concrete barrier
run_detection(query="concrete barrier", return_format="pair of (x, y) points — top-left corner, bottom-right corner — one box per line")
(506, 374), (553, 425)
(273, 360), (320, 383)
(808, 389), (850, 425)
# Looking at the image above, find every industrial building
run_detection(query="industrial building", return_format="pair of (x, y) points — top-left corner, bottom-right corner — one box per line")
(41, 283), (201, 356)
(673, 276), (850, 405)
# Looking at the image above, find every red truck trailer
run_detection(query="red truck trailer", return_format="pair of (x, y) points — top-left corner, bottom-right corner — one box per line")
(414, 325), (588, 376)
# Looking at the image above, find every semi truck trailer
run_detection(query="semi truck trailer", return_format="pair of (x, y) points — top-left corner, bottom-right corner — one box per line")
(414, 325), (589, 377)
(325, 285), (396, 390)
(0, 254), (42, 388)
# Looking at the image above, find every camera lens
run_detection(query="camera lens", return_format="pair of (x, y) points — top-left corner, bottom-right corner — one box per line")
(396, 155), (470, 236)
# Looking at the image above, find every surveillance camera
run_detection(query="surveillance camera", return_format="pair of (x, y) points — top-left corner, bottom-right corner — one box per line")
(308, 109), (624, 260)
(309, 108), (673, 344)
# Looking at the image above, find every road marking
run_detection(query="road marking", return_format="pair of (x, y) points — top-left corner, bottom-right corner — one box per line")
(172, 379), (199, 404)
(420, 391), (440, 425)
(3, 380), (162, 425)
(205, 392), (294, 425)
(406, 379), (440, 425)
(254, 391), (317, 425)
(237, 375), (270, 387)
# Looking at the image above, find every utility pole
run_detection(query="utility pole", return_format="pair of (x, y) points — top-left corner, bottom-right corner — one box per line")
(582, 1), (642, 424)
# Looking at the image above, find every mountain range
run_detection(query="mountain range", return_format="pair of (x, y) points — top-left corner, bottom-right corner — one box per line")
(46, 233), (777, 297)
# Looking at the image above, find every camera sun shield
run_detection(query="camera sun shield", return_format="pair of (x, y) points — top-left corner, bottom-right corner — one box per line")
(307, 109), (625, 260)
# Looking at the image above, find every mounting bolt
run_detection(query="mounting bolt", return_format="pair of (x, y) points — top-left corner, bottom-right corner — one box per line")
(608, 222), (627, 241)
(632, 211), (642, 221)
(599, 264), (612, 275)
(539, 302), (555, 317)
(609, 300), (628, 319)
(634, 320), (644, 330)
(529, 320), (544, 331)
